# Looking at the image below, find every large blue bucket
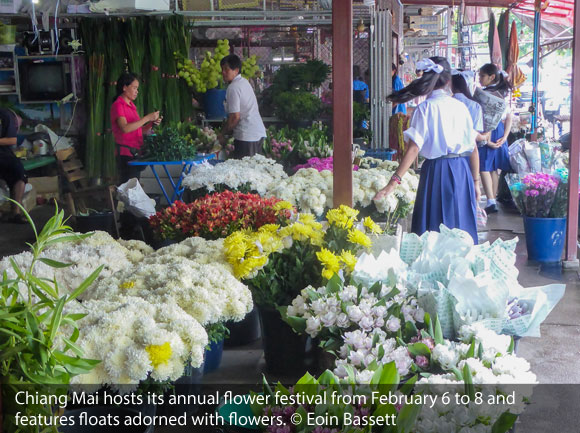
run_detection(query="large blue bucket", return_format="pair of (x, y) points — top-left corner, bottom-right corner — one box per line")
(203, 88), (227, 119)
(203, 338), (224, 374)
(523, 216), (566, 263)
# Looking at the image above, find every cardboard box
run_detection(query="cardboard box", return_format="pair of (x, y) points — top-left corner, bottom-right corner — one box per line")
(28, 176), (59, 200)
(0, 0), (23, 14)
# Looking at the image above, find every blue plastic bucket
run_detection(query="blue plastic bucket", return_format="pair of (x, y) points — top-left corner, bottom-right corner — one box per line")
(203, 88), (227, 119)
(204, 338), (224, 374)
(523, 216), (566, 263)
(364, 148), (396, 161)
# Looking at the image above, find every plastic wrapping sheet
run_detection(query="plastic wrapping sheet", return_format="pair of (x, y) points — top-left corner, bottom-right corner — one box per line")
(524, 144), (542, 173)
(417, 281), (456, 339)
(369, 224), (402, 257)
(508, 138), (529, 175)
(449, 271), (510, 334)
(352, 250), (408, 289)
(400, 232), (423, 265)
(372, 227), (565, 338)
(503, 283), (566, 337)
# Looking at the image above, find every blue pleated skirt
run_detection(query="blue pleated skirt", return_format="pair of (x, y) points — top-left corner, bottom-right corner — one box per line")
(411, 156), (478, 244)
(479, 121), (512, 172)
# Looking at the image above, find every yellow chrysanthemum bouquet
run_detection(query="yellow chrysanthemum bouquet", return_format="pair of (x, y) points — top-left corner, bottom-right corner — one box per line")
(223, 203), (381, 309)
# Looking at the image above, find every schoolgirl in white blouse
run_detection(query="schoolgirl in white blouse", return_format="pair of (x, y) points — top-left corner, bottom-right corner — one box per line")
(374, 56), (480, 244)
(478, 63), (513, 214)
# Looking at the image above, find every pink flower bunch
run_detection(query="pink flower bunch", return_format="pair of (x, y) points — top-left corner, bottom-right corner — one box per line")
(267, 139), (293, 161)
(294, 156), (359, 172)
(522, 173), (558, 197)
(509, 172), (559, 217)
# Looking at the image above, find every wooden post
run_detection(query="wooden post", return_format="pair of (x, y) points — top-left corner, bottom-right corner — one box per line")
(564, 1), (579, 267)
(332, 0), (353, 207)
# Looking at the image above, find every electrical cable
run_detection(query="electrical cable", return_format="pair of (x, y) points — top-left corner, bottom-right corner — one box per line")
(54, 0), (60, 55)
(30, 0), (39, 44)
(53, 97), (78, 150)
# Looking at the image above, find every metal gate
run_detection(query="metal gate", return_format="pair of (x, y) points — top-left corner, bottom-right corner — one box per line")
(370, 5), (392, 149)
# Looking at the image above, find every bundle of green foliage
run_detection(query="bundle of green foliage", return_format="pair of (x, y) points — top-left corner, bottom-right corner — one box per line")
(142, 126), (197, 161)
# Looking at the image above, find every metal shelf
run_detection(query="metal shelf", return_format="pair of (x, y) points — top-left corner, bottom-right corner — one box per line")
(0, 68), (14, 71)
(19, 100), (69, 104)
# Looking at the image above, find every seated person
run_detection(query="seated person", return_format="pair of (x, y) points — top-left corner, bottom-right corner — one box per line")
(0, 108), (27, 224)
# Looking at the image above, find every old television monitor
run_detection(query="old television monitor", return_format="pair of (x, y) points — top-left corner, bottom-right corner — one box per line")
(18, 58), (72, 103)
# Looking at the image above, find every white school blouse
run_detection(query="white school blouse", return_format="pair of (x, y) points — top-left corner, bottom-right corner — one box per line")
(403, 89), (478, 160)
(453, 93), (484, 133)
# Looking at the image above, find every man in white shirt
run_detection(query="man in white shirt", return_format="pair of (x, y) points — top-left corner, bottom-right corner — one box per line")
(219, 54), (266, 159)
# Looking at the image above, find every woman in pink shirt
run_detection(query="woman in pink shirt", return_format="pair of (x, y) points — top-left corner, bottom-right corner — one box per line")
(111, 72), (161, 183)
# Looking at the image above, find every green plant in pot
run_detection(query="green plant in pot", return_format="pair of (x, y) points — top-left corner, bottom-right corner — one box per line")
(267, 60), (330, 125)
(273, 91), (322, 125)
(0, 203), (101, 433)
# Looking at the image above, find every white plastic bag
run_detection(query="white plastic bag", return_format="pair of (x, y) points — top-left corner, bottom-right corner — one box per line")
(117, 178), (156, 218)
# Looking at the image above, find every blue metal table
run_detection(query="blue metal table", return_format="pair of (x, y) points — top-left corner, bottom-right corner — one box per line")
(128, 154), (216, 204)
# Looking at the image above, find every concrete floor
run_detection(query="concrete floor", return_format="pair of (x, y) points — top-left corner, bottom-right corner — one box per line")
(2, 203), (579, 432)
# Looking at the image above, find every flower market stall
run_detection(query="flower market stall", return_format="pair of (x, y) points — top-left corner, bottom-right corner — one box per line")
(0, 194), (566, 432)
(0, 1), (578, 433)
